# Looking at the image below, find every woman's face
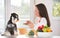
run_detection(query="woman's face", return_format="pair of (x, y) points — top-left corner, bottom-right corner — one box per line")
(35, 6), (40, 17)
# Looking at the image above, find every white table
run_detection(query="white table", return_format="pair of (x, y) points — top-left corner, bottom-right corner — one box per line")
(0, 35), (60, 38)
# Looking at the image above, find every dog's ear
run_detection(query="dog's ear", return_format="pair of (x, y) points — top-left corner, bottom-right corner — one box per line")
(10, 15), (12, 20)
(10, 13), (15, 20)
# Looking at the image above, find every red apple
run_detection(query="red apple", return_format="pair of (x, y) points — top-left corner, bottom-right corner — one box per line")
(38, 25), (44, 30)
(42, 25), (44, 29)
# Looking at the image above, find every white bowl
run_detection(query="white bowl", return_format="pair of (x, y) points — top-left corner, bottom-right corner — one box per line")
(37, 32), (52, 37)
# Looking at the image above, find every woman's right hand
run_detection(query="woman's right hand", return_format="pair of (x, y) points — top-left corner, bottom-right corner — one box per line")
(24, 21), (34, 29)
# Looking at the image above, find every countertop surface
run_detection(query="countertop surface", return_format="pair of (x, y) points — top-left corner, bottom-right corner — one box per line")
(0, 35), (60, 38)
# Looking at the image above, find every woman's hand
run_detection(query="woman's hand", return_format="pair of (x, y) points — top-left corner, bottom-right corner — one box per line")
(24, 21), (34, 29)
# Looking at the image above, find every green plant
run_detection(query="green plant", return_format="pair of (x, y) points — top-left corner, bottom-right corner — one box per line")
(28, 30), (34, 36)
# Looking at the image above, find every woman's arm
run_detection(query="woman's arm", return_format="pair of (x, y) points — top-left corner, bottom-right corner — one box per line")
(24, 21), (34, 29)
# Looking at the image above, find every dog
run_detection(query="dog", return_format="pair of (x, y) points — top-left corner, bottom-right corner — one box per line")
(5, 13), (19, 35)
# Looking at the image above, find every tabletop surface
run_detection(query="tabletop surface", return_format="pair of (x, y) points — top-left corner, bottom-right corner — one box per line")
(0, 35), (60, 38)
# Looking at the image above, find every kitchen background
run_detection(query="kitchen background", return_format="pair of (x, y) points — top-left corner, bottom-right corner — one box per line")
(0, 0), (60, 36)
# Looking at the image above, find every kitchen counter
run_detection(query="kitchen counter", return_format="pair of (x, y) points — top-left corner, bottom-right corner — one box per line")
(0, 35), (60, 38)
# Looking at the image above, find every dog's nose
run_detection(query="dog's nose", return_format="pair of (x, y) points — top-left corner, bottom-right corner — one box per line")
(16, 20), (19, 22)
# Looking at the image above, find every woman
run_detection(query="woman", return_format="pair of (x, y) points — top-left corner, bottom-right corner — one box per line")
(34, 3), (50, 29)
(25, 3), (50, 30)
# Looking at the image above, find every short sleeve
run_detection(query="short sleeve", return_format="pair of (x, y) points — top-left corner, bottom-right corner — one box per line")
(39, 18), (47, 26)
(34, 17), (47, 30)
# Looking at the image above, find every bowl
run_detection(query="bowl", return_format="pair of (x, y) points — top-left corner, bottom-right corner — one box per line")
(37, 32), (52, 37)
(18, 28), (27, 35)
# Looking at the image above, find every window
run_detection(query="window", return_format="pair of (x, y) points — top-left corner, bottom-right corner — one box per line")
(11, 0), (31, 28)
(53, 0), (60, 17)
(0, 0), (5, 34)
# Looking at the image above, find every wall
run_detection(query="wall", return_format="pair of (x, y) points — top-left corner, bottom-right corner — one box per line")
(35, 0), (60, 36)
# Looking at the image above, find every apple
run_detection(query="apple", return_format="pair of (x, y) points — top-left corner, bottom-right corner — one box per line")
(42, 28), (47, 32)
(44, 25), (48, 28)
(38, 25), (44, 30)
(42, 25), (44, 29)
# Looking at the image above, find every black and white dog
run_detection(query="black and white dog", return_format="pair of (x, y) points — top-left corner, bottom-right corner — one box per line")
(5, 13), (19, 35)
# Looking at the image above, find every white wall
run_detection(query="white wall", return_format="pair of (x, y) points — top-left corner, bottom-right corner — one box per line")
(35, 0), (60, 36)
